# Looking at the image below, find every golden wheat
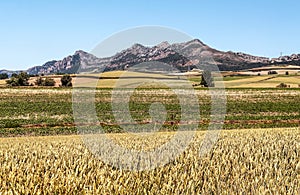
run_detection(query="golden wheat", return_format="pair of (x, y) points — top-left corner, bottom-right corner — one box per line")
(0, 128), (299, 194)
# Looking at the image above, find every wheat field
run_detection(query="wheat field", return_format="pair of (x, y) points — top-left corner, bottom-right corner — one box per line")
(0, 128), (299, 194)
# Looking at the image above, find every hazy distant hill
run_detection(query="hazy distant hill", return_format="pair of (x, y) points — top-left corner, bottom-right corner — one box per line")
(2, 39), (300, 75)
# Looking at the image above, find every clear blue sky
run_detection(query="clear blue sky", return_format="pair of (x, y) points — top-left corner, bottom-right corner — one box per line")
(1, 0), (300, 70)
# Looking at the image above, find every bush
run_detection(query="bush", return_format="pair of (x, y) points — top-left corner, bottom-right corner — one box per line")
(61, 75), (72, 87)
(6, 72), (30, 86)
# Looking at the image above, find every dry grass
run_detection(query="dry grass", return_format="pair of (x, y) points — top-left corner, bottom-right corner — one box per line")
(221, 75), (272, 88)
(267, 76), (300, 84)
(223, 75), (300, 88)
(0, 128), (299, 194)
(0, 79), (7, 86)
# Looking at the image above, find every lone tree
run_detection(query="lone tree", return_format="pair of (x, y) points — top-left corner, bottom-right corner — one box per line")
(200, 70), (214, 87)
(61, 74), (72, 87)
(6, 72), (30, 86)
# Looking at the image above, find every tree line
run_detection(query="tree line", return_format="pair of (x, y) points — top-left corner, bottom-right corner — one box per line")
(5, 72), (72, 87)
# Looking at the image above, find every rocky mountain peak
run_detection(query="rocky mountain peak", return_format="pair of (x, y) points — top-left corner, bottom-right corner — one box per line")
(118, 43), (150, 56)
(3, 38), (300, 76)
(74, 50), (89, 55)
(131, 43), (147, 49)
(156, 41), (171, 49)
(186, 39), (206, 46)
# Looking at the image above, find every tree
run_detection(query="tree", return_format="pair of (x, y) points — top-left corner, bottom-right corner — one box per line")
(61, 75), (72, 87)
(6, 72), (30, 86)
(200, 70), (214, 87)
(17, 72), (30, 86)
(35, 77), (56, 86)
(0, 73), (8, 80)
(11, 73), (18, 78)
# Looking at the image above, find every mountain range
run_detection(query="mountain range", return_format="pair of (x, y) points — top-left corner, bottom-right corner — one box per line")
(1, 39), (300, 75)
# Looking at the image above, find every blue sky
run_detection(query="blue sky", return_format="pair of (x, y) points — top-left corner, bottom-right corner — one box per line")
(1, 0), (300, 70)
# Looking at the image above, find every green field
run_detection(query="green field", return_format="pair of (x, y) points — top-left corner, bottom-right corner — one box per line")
(0, 88), (299, 136)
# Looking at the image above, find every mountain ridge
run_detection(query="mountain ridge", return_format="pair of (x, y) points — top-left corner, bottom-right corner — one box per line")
(1, 39), (300, 75)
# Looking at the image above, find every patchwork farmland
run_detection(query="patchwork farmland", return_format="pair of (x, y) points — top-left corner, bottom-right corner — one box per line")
(0, 74), (299, 193)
